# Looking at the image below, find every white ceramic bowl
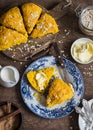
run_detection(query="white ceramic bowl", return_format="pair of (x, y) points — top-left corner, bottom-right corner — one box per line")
(78, 99), (93, 130)
(71, 38), (93, 64)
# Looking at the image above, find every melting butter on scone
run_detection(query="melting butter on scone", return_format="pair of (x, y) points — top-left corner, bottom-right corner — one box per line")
(22, 3), (42, 34)
(0, 26), (28, 50)
(27, 67), (55, 93)
(46, 78), (74, 108)
(0, 7), (27, 35)
(31, 13), (59, 38)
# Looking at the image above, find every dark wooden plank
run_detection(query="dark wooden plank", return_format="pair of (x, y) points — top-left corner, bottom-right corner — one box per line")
(1, 1), (68, 61)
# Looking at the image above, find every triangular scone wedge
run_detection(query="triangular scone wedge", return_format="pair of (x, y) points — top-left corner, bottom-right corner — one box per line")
(27, 67), (55, 93)
(0, 7), (27, 35)
(46, 78), (74, 108)
(0, 26), (28, 50)
(31, 13), (59, 38)
(22, 3), (42, 34)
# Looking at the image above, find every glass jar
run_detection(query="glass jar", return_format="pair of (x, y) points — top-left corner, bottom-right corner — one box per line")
(78, 6), (93, 36)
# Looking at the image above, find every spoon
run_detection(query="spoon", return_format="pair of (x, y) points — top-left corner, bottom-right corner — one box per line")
(82, 99), (91, 120)
(91, 102), (93, 112)
(90, 102), (93, 119)
(75, 106), (91, 125)
(85, 102), (93, 130)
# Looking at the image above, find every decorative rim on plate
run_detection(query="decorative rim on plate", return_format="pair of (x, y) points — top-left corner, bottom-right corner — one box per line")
(20, 56), (84, 119)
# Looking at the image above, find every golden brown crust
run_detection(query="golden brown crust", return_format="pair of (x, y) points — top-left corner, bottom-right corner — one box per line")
(27, 67), (55, 93)
(0, 7), (27, 35)
(46, 78), (74, 108)
(0, 3), (59, 50)
(22, 3), (42, 34)
(31, 13), (59, 38)
(0, 26), (28, 50)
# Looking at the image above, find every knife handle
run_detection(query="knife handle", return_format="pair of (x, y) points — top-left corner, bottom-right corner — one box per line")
(53, 42), (65, 69)
(57, 55), (65, 68)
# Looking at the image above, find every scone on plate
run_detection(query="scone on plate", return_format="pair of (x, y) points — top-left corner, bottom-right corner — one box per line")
(27, 67), (55, 93)
(31, 13), (59, 38)
(22, 3), (42, 34)
(46, 78), (74, 108)
(0, 26), (28, 50)
(0, 7), (27, 35)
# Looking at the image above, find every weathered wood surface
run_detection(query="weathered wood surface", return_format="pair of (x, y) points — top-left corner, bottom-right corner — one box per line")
(0, 0), (93, 130)
(2, 0), (68, 61)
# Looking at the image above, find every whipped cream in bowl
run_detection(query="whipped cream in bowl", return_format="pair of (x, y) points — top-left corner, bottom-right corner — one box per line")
(71, 38), (93, 64)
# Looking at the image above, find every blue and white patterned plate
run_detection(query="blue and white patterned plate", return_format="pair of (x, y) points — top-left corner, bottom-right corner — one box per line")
(21, 56), (84, 119)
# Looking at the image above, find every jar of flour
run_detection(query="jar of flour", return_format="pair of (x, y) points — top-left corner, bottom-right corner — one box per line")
(78, 6), (93, 35)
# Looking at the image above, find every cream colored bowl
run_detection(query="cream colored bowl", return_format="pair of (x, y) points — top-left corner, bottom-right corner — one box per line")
(71, 38), (93, 64)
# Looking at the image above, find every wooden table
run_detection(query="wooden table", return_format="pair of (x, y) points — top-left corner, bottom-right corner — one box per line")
(0, 0), (93, 130)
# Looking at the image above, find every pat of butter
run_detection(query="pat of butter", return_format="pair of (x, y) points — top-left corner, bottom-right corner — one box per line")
(68, 83), (74, 93)
(72, 42), (93, 63)
(36, 72), (47, 90)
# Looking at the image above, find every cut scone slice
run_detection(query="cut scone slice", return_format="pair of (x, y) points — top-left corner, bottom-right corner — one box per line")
(0, 26), (28, 50)
(46, 78), (74, 108)
(22, 3), (42, 34)
(0, 7), (27, 35)
(27, 67), (55, 93)
(31, 13), (59, 38)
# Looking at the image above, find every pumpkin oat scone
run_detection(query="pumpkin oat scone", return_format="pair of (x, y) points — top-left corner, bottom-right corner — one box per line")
(27, 67), (55, 93)
(0, 7), (27, 35)
(31, 13), (59, 38)
(0, 26), (28, 50)
(46, 78), (74, 108)
(22, 3), (42, 34)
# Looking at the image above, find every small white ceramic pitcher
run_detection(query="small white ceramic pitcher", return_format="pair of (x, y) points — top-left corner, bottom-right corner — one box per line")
(0, 65), (20, 88)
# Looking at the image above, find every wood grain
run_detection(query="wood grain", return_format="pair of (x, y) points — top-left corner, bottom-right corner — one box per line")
(0, 0), (93, 130)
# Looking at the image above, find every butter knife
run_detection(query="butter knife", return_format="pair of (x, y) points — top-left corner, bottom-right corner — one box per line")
(53, 42), (65, 69)
(51, 42), (70, 83)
